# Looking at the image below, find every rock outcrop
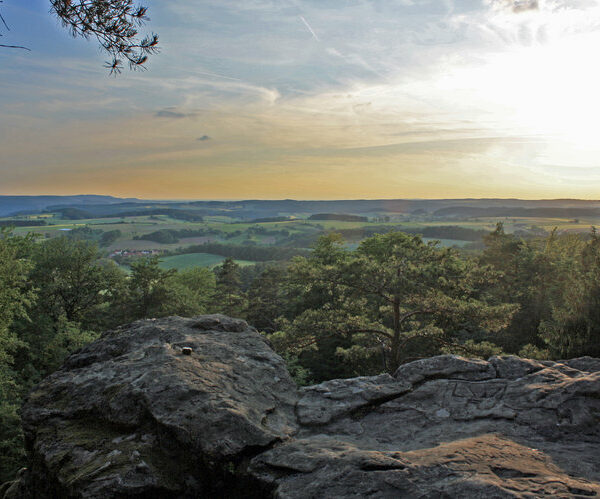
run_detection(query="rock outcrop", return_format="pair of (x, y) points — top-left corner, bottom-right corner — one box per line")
(3, 315), (600, 498)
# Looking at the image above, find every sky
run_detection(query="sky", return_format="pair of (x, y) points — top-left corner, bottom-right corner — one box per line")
(1, 0), (600, 200)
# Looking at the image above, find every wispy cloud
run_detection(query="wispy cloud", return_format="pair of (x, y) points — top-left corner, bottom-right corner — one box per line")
(155, 109), (197, 119)
(197, 135), (211, 141)
(193, 70), (241, 81)
(299, 16), (320, 41)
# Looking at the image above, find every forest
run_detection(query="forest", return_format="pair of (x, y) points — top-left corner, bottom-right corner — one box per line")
(1, 222), (600, 481)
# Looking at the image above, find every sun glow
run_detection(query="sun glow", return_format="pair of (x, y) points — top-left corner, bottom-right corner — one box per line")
(483, 37), (600, 148)
(443, 2), (600, 159)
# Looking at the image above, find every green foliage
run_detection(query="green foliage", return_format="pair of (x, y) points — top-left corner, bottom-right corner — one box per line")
(480, 224), (600, 359)
(519, 343), (551, 360)
(66, 226), (103, 241)
(281, 353), (313, 386)
(56, 207), (93, 219)
(158, 253), (247, 271)
(135, 227), (220, 244)
(479, 223), (557, 352)
(171, 267), (216, 314)
(0, 230), (32, 368)
(277, 232), (515, 376)
(442, 340), (505, 359)
(27, 237), (123, 325)
(212, 258), (247, 318)
(182, 242), (308, 262)
(0, 397), (24, 484)
(127, 257), (176, 318)
(308, 213), (368, 222)
(0, 220), (46, 227)
(125, 257), (209, 319)
(99, 229), (122, 247)
(11, 238), (125, 391)
(0, 230), (33, 482)
(539, 229), (600, 358)
(135, 229), (179, 244)
(246, 265), (288, 333)
(317, 225), (488, 244)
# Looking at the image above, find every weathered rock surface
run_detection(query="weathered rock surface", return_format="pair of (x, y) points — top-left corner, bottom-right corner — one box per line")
(4, 315), (600, 498)
(9, 315), (298, 498)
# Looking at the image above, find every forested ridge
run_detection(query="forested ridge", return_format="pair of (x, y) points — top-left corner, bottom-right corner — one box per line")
(1, 223), (600, 481)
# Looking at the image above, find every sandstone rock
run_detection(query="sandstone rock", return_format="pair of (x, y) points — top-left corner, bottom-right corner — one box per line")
(296, 374), (411, 426)
(15, 315), (298, 497)
(255, 354), (600, 497)
(5, 318), (600, 498)
(250, 434), (600, 498)
(394, 354), (497, 383)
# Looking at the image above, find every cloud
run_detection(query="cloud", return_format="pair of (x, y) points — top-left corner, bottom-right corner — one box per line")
(197, 135), (211, 141)
(489, 0), (539, 12)
(155, 109), (196, 119)
(513, 0), (539, 12)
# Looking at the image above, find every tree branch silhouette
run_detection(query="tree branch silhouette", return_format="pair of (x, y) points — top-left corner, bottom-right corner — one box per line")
(0, 0), (159, 73)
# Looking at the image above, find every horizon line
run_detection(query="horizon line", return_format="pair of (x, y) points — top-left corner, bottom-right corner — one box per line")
(2, 194), (600, 203)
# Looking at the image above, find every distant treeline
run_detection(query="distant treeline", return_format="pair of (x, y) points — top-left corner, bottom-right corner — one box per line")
(66, 226), (122, 247)
(117, 209), (204, 222)
(247, 216), (293, 223)
(53, 207), (204, 222)
(0, 220), (47, 227)
(308, 213), (368, 222)
(137, 226), (293, 245)
(435, 206), (600, 218)
(178, 242), (310, 261)
(135, 228), (220, 244)
(404, 225), (489, 241)
(329, 225), (489, 242)
(257, 224), (490, 250)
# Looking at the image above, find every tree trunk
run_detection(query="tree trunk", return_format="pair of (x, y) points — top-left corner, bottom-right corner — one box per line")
(389, 296), (401, 373)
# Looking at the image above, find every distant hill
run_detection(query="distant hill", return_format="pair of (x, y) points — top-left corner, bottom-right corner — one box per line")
(3, 196), (600, 219)
(189, 198), (600, 218)
(0, 195), (141, 217)
(434, 206), (600, 219)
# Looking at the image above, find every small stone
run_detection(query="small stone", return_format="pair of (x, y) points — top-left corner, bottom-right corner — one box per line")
(182, 347), (193, 355)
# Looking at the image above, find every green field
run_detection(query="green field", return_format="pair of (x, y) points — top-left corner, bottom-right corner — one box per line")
(157, 253), (255, 270)
(4, 210), (600, 267)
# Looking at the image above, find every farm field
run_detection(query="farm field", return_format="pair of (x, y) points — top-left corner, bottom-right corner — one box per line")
(5, 215), (598, 239)
(3, 202), (600, 273)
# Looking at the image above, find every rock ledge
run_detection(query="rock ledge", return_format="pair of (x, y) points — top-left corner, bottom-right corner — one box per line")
(3, 315), (600, 498)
